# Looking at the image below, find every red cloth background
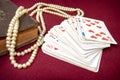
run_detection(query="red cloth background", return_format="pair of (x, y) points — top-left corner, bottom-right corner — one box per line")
(0, 0), (120, 80)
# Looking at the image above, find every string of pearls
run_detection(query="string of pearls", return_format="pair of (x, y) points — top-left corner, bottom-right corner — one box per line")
(6, 2), (84, 69)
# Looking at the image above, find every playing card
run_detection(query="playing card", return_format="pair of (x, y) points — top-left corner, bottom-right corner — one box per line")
(74, 16), (111, 49)
(77, 16), (117, 44)
(60, 18), (79, 43)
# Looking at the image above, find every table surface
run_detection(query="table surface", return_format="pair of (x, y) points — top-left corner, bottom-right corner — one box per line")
(0, 0), (120, 80)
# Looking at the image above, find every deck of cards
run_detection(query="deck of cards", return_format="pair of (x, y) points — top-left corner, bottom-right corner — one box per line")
(41, 16), (117, 72)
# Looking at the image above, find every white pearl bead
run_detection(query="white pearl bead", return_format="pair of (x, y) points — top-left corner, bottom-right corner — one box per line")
(13, 30), (18, 33)
(31, 54), (36, 57)
(37, 39), (41, 43)
(11, 18), (16, 23)
(16, 52), (21, 56)
(33, 44), (38, 48)
(10, 21), (14, 25)
(12, 37), (16, 40)
(14, 26), (18, 30)
(11, 41), (16, 45)
(10, 48), (14, 52)
(6, 37), (11, 41)
(26, 62), (31, 66)
(10, 44), (15, 48)
(9, 24), (14, 27)
(8, 28), (13, 32)
(6, 44), (10, 47)
(7, 33), (12, 36)
(18, 12), (22, 15)
(10, 52), (14, 56)
(13, 33), (17, 37)
(33, 52), (37, 56)
(39, 36), (42, 39)
(11, 60), (16, 64)
(15, 14), (20, 17)
(36, 42), (40, 46)
(19, 6), (24, 9)
(6, 40), (10, 43)
(14, 24), (18, 27)
(28, 59), (33, 63)
(30, 56), (35, 60)
(13, 16), (17, 20)
(18, 64), (22, 69)
(31, 46), (34, 50)
(22, 64), (27, 68)
(21, 52), (25, 56)
(14, 63), (18, 68)
(34, 48), (38, 51)
(24, 50), (28, 53)
(9, 56), (14, 60)
(8, 29), (12, 33)
(13, 16), (18, 20)
(14, 52), (17, 55)
(22, 10), (26, 13)
(28, 48), (31, 52)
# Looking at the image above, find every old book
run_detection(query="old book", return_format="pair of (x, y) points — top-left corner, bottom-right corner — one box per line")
(0, 0), (38, 56)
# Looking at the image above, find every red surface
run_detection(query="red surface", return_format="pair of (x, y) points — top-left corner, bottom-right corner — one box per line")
(0, 0), (120, 80)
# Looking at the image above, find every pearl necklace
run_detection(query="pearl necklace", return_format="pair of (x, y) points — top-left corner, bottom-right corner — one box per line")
(6, 2), (84, 69)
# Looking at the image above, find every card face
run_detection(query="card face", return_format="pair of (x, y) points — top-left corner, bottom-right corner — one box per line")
(41, 16), (117, 72)
(78, 16), (117, 44)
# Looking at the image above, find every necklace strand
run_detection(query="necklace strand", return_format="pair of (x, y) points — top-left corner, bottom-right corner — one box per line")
(6, 2), (84, 69)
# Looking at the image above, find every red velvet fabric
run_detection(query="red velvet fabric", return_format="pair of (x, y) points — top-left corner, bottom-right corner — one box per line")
(0, 0), (120, 80)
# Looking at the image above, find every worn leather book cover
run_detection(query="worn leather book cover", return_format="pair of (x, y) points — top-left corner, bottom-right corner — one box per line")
(0, 0), (38, 56)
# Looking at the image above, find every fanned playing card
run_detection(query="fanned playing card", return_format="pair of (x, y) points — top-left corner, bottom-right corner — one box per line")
(76, 16), (117, 44)
(42, 16), (117, 72)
